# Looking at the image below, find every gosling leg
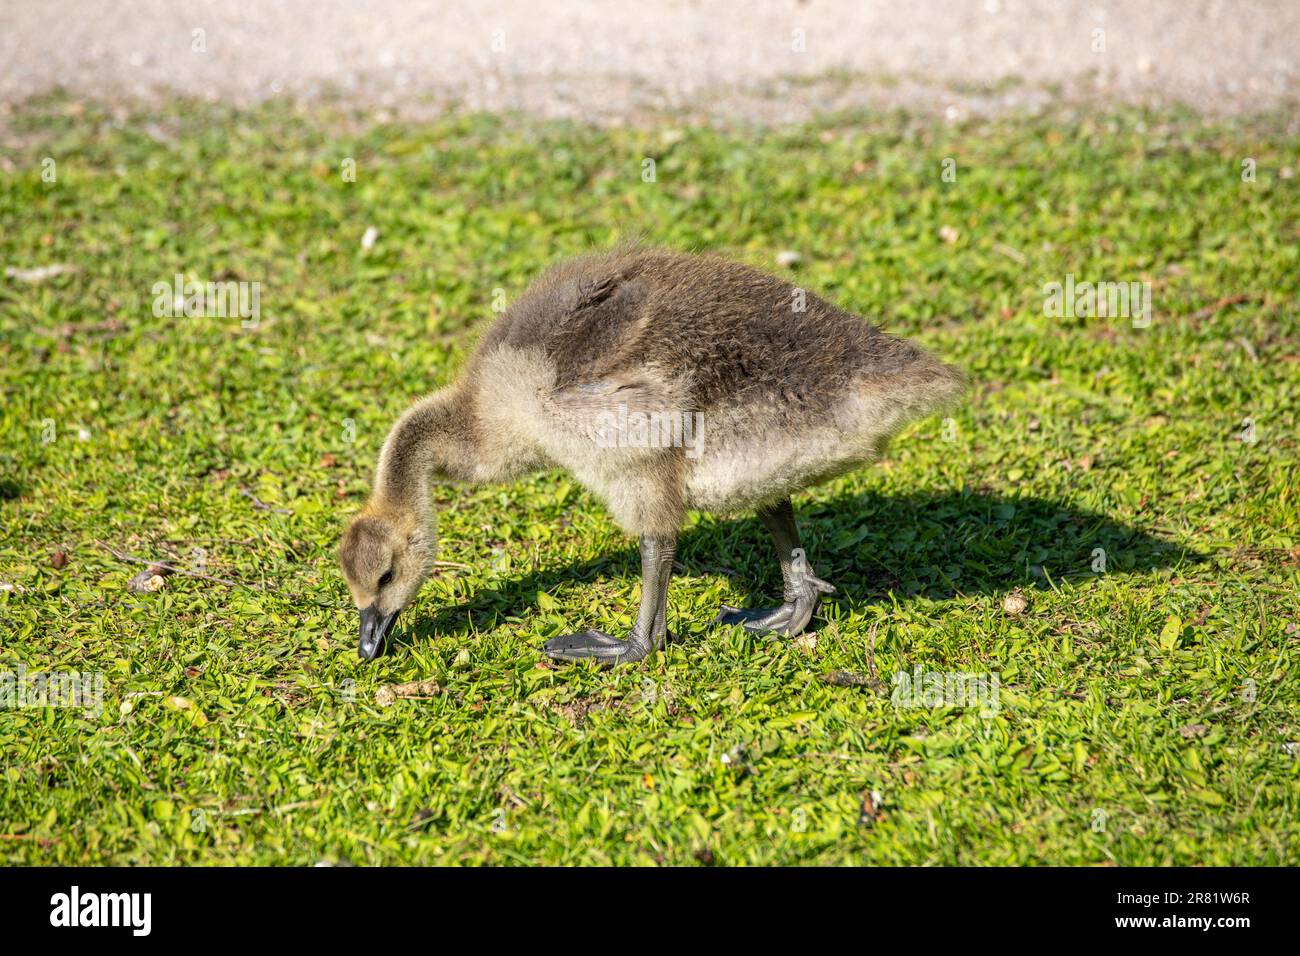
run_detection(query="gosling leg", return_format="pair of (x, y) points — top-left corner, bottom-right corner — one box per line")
(542, 533), (676, 666)
(716, 497), (835, 637)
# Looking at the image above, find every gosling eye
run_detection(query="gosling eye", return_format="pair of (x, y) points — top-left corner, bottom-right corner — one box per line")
(377, 570), (394, 589)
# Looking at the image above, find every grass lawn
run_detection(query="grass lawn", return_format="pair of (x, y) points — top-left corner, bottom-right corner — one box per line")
(1, 98), (1297, 865)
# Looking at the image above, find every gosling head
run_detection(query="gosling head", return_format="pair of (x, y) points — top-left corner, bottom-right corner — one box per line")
(339, 508), (434, 660)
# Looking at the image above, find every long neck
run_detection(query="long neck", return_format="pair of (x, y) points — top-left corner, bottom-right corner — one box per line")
(373, 388), (469, 523)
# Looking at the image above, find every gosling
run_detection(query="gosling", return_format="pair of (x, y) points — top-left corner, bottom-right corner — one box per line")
(339, 248), (965, 665)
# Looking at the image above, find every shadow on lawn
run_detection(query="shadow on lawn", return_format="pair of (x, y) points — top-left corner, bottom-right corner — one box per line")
(400, 489), (1196, 649)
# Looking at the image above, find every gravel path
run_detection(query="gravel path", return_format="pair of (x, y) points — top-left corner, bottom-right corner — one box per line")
(2, 0), (1297, 122)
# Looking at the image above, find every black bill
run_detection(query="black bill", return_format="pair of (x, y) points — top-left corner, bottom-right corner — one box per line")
(358, 605), (399, 660)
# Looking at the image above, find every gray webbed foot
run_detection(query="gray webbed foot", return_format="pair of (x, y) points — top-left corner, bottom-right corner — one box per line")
(542, 628), (668, 667)
(716, 548), (835, 638)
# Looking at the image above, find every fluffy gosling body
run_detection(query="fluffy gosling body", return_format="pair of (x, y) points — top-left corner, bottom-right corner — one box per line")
(340, 248), (965, 664)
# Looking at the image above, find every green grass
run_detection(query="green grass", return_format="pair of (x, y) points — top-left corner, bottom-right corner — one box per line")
(1, 97), (1297, 865)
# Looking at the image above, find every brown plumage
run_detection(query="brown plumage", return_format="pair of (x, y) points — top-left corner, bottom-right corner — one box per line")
(340, 248), (965, 664)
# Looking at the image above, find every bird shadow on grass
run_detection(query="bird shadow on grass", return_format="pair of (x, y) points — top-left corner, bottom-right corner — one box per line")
(399, 489), (1198, 650)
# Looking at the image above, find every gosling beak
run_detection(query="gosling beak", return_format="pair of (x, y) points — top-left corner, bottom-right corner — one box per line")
(358, 605), (399, 661)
